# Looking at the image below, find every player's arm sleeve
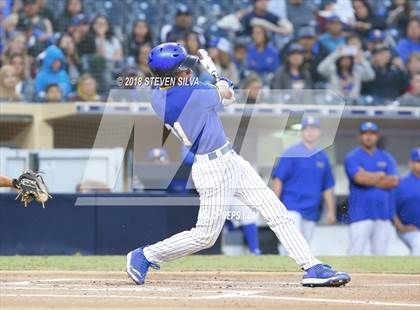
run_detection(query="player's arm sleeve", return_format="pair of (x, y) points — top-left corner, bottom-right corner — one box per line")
(394, 185), (404, 218)
(272, 156), (292, 182)
(385, 154), (398, 176)
(198, 83), (222, 110)
(323, 157), (335, 191)
(344, 154), (360, 181)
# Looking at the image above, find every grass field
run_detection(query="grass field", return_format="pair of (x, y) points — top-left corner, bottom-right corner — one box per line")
(1, 255), (419, 273)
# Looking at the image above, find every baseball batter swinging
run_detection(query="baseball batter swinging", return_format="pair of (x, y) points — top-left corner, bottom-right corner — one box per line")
(127, 42), (351, 287)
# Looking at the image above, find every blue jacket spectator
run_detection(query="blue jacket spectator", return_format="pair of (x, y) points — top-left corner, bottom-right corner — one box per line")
(246, 25), (279, 75)
(35, 45), (71, 99)
(396, 18), (420, 63)
(319, 16), (346, 53)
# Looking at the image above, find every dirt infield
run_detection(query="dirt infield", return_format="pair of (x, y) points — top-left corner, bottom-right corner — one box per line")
(1, 271), (419, 309)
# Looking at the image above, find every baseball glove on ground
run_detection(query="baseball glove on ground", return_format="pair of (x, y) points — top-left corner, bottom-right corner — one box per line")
(13, 171), (50, 208)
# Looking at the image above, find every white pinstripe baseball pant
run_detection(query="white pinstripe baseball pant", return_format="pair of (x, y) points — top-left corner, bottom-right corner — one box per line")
(144, 146), (321, 270)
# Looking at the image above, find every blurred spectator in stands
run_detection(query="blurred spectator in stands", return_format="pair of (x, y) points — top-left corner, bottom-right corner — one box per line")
(351, 0), (386, 41)
(317, 0), (354, 28)
(233, 43), (248, 81)
(58, 33), (80, 90)
(17, 15), (49, 57)
(44, 83), (63, 102)
(185, 31), (201, 55)
(386, 0), (416, 37)
(319, 15), (346, 53)
(0, 64), (20, 102)
(317, 45), (375, 102)
(406, 52), (420, 80)
(1, 32), (28, 64)
(199, 37), (238, 84)
(37, 0), (56, 31)
(15, 0), (53, 52)
(160, 4), (205, 45)
(396, 17), (420, 63)
(366, 29), (387, 56)
(296, 26), (329, 86)
(35, 45), (71, 100)
(90, 15), (123, 65)
(0, 0), (12, 39)
(70, 73), (101, 102)
(271, 43), (312, 90)
(286, 0), (316, 34)
(393, 147), (420, 256)
(1, 2), (18, 55)
(362, 44), (408, 102)
(136, 43), (152, 78)
(397, 73), (420, 106)
(345, 121), (399, 255)
(70, 14), (95, 56)
(215, 38), (239, 85)
(126, 19), (153, 59)
(241, 73), (263, 104)
(347, 32), (364, 51)
(8, 53), (35, 102)
(246, 25), (279, 81)
(240, 0), (293, 36)
(57, 0), (83, 34)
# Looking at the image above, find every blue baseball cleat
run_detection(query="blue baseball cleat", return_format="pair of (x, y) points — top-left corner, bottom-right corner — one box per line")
(126, 247), (160, 285)
(301, 264), (351, 287)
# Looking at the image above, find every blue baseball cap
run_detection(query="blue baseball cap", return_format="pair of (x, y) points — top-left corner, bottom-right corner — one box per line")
(287, 43), (305, 55)
(368, 29), (385, 42)
(410, 148), (420, 161)
(298, 26), (316, 39)
(71, 14), (88, 26)
(326, 15), (341, 23)
(359, 121), (379, 133)
(176, 4), (191, 15)
(209, 37), (232, 55)
(301, 115), (320, 128)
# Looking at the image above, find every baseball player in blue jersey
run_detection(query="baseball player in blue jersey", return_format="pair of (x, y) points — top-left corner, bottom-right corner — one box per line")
(126, 42), (350, 287)
(393, 148), (420, 256)
(345, 121), (399, 255)
(272, 115), (336, 245)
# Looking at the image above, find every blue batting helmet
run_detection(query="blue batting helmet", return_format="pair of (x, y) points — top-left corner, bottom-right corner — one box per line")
(148, 42), (198, 77)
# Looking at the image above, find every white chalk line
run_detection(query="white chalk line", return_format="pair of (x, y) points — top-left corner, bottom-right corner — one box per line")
(0, 285), (259, 294)
(1, 277), (419, 287)
(0, 278), (77, 285)
(0, 292), (419, 307)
